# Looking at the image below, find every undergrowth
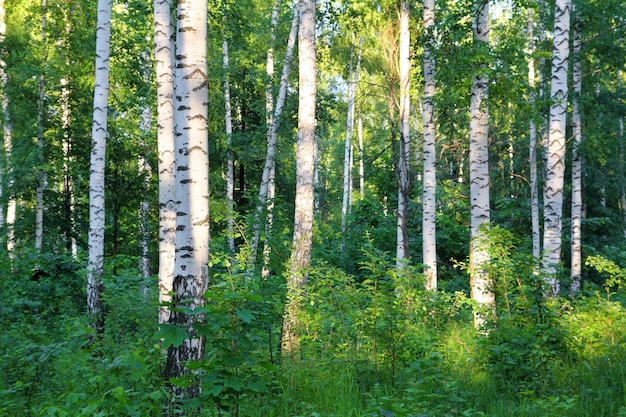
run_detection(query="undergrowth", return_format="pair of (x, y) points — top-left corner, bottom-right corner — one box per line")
(1, 241), (626, 416)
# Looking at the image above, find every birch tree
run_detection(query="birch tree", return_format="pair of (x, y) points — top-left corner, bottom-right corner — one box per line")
(154, 0), (175, 324)
(527, 4), (541, 261)
(248, 5), (299, 278)
(342, 36), (361, 234)
(542, 0), (571, 295)
(469, 0), (494, 328)
(164, 0), (209, 398)
(222, 32), (235, 256)
(87, 0), (112, 333)
(570, 5), (582, 293)
(282, 0), (316, 356)
(396, 0), (410, 269)
(35, 0), (47, 252)
(422, 0), (437, 289)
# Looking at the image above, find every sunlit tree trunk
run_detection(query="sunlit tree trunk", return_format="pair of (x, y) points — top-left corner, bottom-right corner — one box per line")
(1, 0), (13, 259)
(282, 0), (316, 356)
(87, 0), (112, 334)
(154, 0), (176, 325)
(396, 0), (410, 269)
(527, 6), (540, 261)
(358, 111), (364, 199)
(164, 0), (209, 399)
(570, 6), (582, 293)
(0, 0), (4, 235)
(422, 0), (437, 289)
(469, 0), (494, 329)
(35, 0), (48, 252)
(249, 5), (299, 279)
(222, 33), (235, 256)
(139, 51), (152, 282)
(542, 0), (571, 295)
(342, 36), (361, 234)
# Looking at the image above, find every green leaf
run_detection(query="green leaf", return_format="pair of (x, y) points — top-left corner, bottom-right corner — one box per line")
(155, 324), (188, 348)
(235, 309), (255, 324)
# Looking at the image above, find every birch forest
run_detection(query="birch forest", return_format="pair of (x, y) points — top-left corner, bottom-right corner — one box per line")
(1, 0), (626, 415)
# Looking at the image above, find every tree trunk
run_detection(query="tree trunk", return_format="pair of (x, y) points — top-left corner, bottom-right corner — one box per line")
(139, 50), (152, 282)
(542, 0), (571, 296)
(570, 6), (582, 293)
(35, 0), (47, 252)
(1, 0), (13, 259)
(248, 5), (299, 279)
(422, 0), (437, 289)
(164, 0), (209, 399)
(154, 0), (176, 325)
(527, 6), (541, 261)
(469, 0), (494, 329)
(396, 0), (410, 269)
(342, 36), (361, 234)
(282, 0), (316, 356)
(87, 0), (112, 334)
(222, 33), (235, 256)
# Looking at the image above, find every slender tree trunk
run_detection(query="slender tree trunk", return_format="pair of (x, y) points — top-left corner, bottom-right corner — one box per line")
(542, 0), (571, 295)
(342, 36), (361, 234)
(358, 110), (364, 199)
(469, 0), (494, 329)
(570, 6), (582, 293)
(165, 0), (209, 400)
(282, 0), (316, 356)
(87, 0), (112, 334)
(139, 51), (152, 282)
(396, 0), (410, 269)
(222, 33), (235, 256)
(527, 6), (541, 261)
(35, 0), (48, 252)
(154, 0), (176, 325)
(1, 0), (13, 259)
(248, 5), (299, 278)
(422, 0), (437, 289)
(0, 0), (5, 236)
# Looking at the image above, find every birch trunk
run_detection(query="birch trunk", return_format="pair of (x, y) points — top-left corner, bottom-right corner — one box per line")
(0, 0), (4, 234)
(223, 34), (235, 256)
(248, 6), (299, 278)
(469, 1), (494, 329)
(164, 0), (209, 398)
(396, 0), (410, 269)
(35, 0), (47, 252)
(358, 111), (364, 199)
(86, 0), (112, 333)
(154, 0), (176, 325)
(527, 6), (541, 261)
(570, 6), (582, 293)
(282, 0), (316, 356)
(139, 51), (152, 282)
(542, 0), (571, 296)
(422, 0), (437, 289)
(342, 37), (361, 233)
(1, 0), (14, 258)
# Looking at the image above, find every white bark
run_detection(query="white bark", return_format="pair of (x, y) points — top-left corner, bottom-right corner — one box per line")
(0, 0), (5, 234)
(248, 6), (299, 278)
(139, 51), (152, 281)
(422, 0), (437, 289)
(223, 34), (235, 256)
(35, 0), (47, 252)
(165, 0), (209, 396)
(87, 0), (112, 333)
(527, 6), (540, 261)
(542, 0), (571, 296)
(570, 6), (582, 293)
(469, 1), (494, 329)
(342, 36), (361, 233)
(396, 0), (410, 269)
(154, 0), (176, 325)
(358, 112), (364, 199)
(283, 0), (316, 355)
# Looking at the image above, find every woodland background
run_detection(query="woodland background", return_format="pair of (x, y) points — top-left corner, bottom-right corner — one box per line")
(1, 0), (626, 416)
